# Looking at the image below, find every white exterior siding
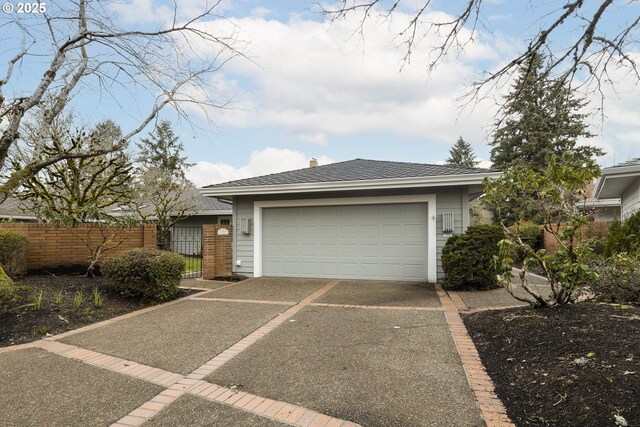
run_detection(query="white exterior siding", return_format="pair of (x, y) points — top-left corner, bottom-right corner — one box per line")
(622, 179), (640, 219)
(234, 197), (255, 274)
(435, 189), (464, 280)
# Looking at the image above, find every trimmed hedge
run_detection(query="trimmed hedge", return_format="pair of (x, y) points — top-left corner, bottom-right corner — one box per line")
(591, 253), (640, 303)
(0, 266), (18, 314)
(102, 248), (185, 302)
(0, 230), (28, 277)
(442, 224), (504, 290)
(605, 211), (640, 257)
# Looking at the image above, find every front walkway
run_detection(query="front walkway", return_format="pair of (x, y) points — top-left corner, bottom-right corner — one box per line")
(0, 277), (514, 426)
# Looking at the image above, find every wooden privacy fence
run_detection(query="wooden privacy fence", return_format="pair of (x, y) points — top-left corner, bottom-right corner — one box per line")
(542, 221), (612, 253)
(0, 223), (157, 271)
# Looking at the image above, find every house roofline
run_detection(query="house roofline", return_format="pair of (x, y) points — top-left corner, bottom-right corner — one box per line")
(200, 172), (501, 197)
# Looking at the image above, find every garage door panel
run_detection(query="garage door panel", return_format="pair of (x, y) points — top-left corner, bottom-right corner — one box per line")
(262, 203), (428, 281)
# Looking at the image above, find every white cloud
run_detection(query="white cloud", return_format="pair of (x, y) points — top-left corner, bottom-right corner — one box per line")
(182, 9), (508, 147)
(186, 147), (334, 187)
(110, 0), (234, 25)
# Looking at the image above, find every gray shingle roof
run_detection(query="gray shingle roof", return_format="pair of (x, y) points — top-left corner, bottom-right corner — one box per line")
(198, 194), (232, 211)
(0, 198), (35, 219)
(0, 195), (231, 219)
(605, 157), (640, 170)
(204, 158), (494, 188)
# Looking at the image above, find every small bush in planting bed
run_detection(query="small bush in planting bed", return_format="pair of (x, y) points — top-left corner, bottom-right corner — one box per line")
(0, 266), (18, 313)
(102, 248), (185, 302)
(0, 231), (28, 277)
(605, 211), (640, 257)
(442, 224), (504, 290)
(591, 253), (640, 304)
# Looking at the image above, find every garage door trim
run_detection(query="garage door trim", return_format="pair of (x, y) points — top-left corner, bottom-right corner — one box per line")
(253, 195), (437, 282)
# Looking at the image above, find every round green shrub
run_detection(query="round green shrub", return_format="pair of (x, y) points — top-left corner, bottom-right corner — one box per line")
(0, 266), (18, 314)
(102, 248), (185, 302)
(590, 253), (640, 303)
(442, 224), (504, 290)
(0, 230), (28, 277)
(605, 211), (640, 257)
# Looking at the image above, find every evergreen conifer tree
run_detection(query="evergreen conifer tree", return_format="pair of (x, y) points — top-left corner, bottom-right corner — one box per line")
(490, 53), (602, 171)
(446, 136), (479, 167)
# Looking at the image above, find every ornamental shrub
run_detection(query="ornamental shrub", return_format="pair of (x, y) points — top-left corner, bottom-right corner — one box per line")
(590, 253), (640, 303)
(102, 248), (185, 302)
(442, 224), (504, 290)
(605, 211), (640, 257)
(507, 223), (542, 263)
(0, 230), (28, 277)
(0, 266), (18, 314)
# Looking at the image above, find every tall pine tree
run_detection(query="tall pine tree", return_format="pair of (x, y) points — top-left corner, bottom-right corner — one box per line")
(133, 120), (198, 248)
(490, 53), (602, 171)
(137, 120), (192, 177)
(446, 136), (479, 167)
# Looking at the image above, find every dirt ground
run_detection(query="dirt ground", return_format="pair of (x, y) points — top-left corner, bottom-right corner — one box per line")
(463, 303), (640, 427)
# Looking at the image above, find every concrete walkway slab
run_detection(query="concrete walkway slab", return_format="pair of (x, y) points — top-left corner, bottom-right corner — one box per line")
(458, 288), (530, 311)
(315, 280), (440, 307)
(60, 300), (285, 375)
(146, 394), (289, 426)
(0, 348), (163, 427)
(207, 306), (483, 427)
(207, 277), (330, 302)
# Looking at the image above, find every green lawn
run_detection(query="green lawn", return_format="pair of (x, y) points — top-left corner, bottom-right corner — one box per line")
(183, 255), (202, 273)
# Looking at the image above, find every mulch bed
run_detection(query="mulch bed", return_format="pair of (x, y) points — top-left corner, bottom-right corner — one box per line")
(463, 303), (640, 427)
(0, 275), (193, 347)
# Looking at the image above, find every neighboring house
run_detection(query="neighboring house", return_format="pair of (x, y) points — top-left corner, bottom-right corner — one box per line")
(201, 158), (499, 282)
(0, 198), (38, 222)
(171, 194), (232, 227)
(578, 198), (621, 222)
(595, 158), (640, 220)
(0, 194), (232, 226)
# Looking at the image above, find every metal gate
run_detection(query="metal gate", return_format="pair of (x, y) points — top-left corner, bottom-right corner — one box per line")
(170, 226), (203, 279)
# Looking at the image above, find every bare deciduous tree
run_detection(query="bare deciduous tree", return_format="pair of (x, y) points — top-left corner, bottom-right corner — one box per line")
(321, 1), (639, 101)
(16, 118), (136, 276)
(0, 0), (244, 203)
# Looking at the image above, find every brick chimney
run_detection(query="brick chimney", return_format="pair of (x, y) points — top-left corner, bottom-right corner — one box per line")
(310, 158), (318, 168)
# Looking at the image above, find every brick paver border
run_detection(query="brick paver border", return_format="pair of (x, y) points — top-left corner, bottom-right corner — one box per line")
(446, 291), (469, 311)
(435, 284), (514, 427)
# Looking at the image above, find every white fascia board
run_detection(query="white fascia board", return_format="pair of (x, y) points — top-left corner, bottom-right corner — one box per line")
(253, 194), (438, 283)
(179, 209), (232, 216)
(595, 172), (640, 198)
(201, 172), (500, 197)
(0, 215), (36, 220)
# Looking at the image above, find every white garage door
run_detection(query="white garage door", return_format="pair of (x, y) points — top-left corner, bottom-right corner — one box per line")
(262, 203), (428, 280)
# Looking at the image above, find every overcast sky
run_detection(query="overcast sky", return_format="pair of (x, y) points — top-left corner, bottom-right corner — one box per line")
(4, 0), (639, 187)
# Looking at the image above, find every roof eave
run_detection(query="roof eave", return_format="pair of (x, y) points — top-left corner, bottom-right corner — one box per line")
(595, 171), (640, 199)
(200, 172), (501, 197)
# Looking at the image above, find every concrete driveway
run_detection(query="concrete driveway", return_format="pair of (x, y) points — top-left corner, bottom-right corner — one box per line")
(0, 277), (489, 427)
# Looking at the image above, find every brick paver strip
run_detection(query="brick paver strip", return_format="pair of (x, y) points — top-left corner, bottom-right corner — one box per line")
(447, 291), (469, 311)
(35, 340), (184, 387)
(435, 284), (514, 427)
